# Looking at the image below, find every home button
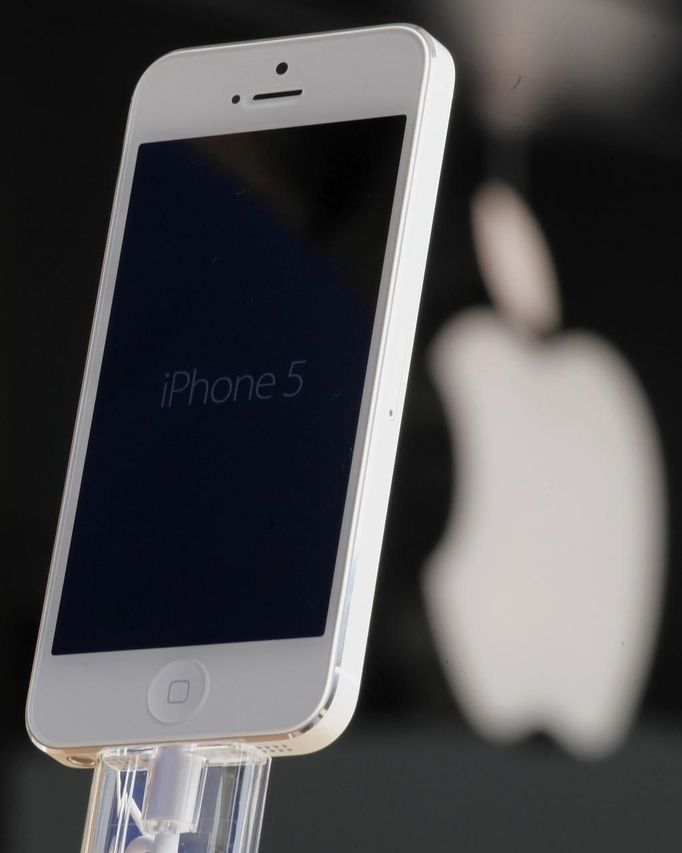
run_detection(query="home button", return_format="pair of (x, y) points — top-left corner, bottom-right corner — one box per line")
(147, 660), (209, 724)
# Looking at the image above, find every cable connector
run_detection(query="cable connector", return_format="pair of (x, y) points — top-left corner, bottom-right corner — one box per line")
(123, 747), (207, 853)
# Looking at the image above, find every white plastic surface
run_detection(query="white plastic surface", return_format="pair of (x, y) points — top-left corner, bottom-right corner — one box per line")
(142, 747), (207, 833)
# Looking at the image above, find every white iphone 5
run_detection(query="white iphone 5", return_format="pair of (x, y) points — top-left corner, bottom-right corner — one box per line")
(27, 24), (454, 767)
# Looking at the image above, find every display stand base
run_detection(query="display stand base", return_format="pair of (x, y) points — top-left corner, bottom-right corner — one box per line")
(81, 744), (271, 853)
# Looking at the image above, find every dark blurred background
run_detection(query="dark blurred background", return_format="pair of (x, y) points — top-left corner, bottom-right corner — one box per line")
(3, 0), (682, 850)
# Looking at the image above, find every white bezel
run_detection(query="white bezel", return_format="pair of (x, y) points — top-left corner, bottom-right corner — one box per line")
(27, 24), (454, 765)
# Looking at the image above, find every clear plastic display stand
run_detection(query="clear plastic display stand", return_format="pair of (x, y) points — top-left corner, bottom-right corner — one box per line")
(81, 743), (271, 853)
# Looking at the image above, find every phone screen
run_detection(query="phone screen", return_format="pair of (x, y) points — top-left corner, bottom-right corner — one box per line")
(52, 115), (406, 655)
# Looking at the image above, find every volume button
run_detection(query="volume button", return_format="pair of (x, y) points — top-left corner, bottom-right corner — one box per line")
(386, 337), (408, 420)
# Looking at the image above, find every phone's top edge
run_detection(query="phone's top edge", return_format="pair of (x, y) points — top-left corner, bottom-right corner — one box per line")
(152, 22), (433, 61)
(131, 23), (436, 96)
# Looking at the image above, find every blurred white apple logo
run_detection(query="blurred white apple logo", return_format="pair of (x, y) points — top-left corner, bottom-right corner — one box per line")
(422, 181), (666, 758)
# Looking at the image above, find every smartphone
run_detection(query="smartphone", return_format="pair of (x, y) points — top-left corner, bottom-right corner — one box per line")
(26, 24), (454, 766)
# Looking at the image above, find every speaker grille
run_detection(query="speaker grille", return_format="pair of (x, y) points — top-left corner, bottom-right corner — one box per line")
(258, 742), (294, 754)
(252, 89), (303, 102)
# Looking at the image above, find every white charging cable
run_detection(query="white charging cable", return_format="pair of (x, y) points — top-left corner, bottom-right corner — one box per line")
(122, 747), (207, 853)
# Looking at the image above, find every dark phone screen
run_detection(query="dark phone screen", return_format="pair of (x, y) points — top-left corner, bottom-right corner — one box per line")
(52, 115), (406, 654)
